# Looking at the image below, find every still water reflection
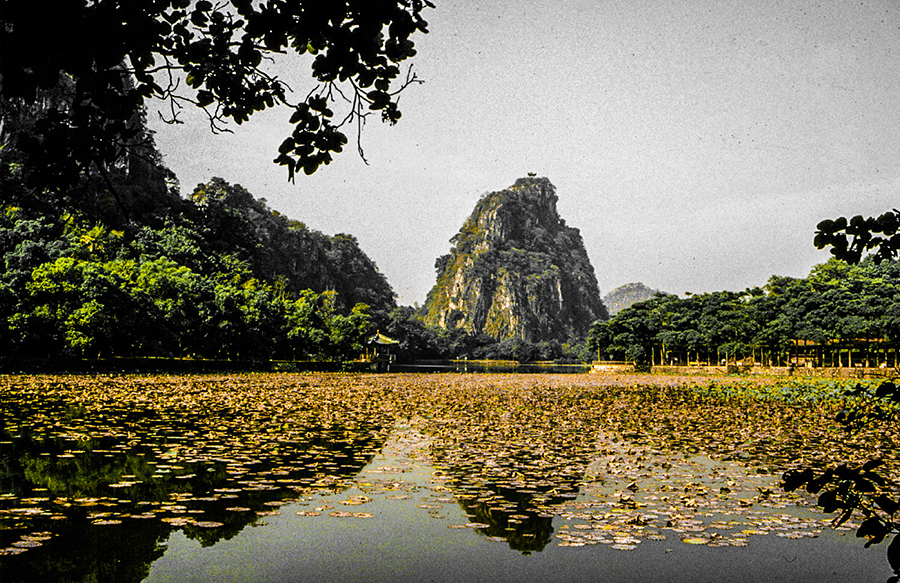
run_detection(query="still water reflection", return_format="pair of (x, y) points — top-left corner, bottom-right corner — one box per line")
(0, 373), (895, 582)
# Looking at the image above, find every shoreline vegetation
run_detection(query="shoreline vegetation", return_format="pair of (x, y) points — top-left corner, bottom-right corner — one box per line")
(0, 358), (585, 375)
(0, 357), (895, 378)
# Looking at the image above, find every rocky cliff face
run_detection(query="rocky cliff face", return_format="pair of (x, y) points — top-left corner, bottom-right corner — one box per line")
(424, 177), (607, 342)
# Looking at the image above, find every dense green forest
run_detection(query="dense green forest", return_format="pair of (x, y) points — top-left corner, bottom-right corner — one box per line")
(0, 123), (586, 363)
(0, 0), (443, 365)
(589, 258), (900, 368)
(0, 182), (390, 362)
(0, 94), (405, 362)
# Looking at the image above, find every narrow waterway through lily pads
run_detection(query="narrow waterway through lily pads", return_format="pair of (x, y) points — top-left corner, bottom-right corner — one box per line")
(145, 419), (487, 583)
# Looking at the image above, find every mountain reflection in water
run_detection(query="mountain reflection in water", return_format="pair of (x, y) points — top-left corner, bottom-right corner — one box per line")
(0, 373), (896, 583)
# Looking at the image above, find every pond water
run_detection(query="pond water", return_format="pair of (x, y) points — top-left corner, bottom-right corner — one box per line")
(388, 361), (591, 374)
(0, 373), (895, 582)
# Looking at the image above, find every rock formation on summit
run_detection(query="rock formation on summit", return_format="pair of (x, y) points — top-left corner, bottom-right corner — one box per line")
(424, 176), (608, 343)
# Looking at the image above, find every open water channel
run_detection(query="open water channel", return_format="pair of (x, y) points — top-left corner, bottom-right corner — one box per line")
(0, 373), (895, 582)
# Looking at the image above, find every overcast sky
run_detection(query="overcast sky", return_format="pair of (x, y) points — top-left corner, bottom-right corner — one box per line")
(148, 0), (900, 305)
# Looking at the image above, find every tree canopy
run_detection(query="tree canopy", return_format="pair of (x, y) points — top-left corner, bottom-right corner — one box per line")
(0, 0), (432, 190)
(0, 174), (399, 361)
(589, 259), (900, 368)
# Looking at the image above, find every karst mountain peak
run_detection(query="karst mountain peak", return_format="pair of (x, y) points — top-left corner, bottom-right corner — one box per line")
(424, 176), (608, 344)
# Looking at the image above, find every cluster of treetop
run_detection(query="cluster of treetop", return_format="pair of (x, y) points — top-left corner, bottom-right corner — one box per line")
(589, 258), (900, 369)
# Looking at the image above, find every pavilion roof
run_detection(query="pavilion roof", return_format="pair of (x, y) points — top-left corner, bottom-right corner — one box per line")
(369, 332), (399, 345)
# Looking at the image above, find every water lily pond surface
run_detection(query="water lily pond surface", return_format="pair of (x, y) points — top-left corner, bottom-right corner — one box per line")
(0, 373), (896, 582)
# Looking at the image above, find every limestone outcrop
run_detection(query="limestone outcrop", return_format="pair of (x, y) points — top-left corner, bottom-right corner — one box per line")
(424, 177), (607, 342)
